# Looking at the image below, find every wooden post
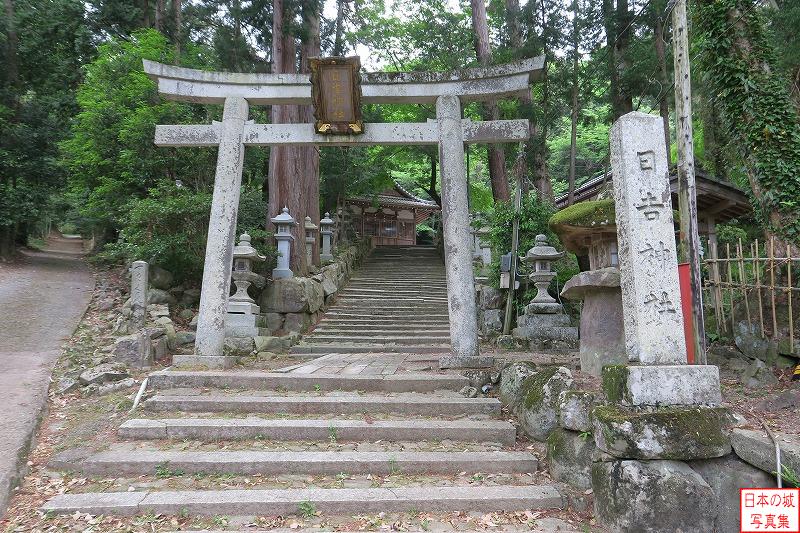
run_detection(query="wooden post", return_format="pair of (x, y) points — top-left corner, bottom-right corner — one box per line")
(672, 0), (706, 363)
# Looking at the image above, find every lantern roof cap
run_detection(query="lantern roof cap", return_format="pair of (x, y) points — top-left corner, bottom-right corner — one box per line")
(271, 206), (296, 225)
(525, 234), (563, 261)
(304, 216), (318, 230)
(320, 212), (334, 225)
(233, 233), (266, 262)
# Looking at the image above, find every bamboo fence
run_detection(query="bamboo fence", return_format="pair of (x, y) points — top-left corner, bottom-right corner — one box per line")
(704, 237), (798, 354)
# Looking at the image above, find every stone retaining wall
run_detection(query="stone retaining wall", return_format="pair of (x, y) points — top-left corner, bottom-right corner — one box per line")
(258, 238), (373, 337)
(499, 361), (792, 532)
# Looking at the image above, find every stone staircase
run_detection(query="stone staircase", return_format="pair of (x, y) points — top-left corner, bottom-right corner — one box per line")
(292, 246), (451, 354)
(42, 369), (563, 521)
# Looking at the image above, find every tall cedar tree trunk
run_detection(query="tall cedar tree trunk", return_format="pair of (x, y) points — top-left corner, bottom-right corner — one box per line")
(143, 0), (151, 27)
(173, 0), (181, 61)
(701, 95), (725, 178)
(532, 0), (553, 202)
(1, 0), (19, 259)
(155, 0), (164, 31)
(333, 0), (346, 56)
(567, 0), (579, 206)
(653, 9), (671, 164)
(470, 0), (510, 202)
(300, 0), (321, 267)
(603, 0), (633, 119)
(505, 0), (550, 200)
(269, 0), (308, 275)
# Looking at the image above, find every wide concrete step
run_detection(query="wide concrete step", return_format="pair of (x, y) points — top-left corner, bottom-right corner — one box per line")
(338, 290), (448, 298)
(304, 336), (450, 344)
(314, 321), (450, 329)
(55, 449), (537, 476)
(42, 485), (562, 517)
(310, 328), (451, 336)
(335, 297), (449, 303)
(290, 344), (450, 354)
(323, 309), (450, 323)
(144, 393), (500, 416)
(119, 418), (516, 444)
(327, 305), (450, 311)
(149, 371), (467, 392)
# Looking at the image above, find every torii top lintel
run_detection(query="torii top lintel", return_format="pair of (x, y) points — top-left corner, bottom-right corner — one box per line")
(142, 57), (545, 106)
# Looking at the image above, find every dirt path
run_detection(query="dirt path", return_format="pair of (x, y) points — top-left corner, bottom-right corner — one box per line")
(0, 235), (93, 516)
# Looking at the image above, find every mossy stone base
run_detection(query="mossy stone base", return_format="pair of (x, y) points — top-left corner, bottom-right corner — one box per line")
(498, 362), (537, 410)
(601, 364), (722, 406)
(592, 459), (716, 533)
(518, 366), (573, 441)
(547, 428), (595, 490)
(593, 405), (734, 460)
(558, 390), (600, 432)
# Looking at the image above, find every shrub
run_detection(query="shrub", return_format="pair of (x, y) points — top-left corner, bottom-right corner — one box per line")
(101, 183), (276, 283)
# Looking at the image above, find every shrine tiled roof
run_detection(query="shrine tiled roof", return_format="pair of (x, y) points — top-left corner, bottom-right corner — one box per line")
(348, 182), (440, 211)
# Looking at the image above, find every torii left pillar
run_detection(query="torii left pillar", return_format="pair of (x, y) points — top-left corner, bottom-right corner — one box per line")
(173, 97), (249, 369)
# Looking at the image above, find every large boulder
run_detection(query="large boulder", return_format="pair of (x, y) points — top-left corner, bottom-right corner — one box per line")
(148, 265), (174, 290)
(479, 309), (503, 337)
(592, 459), (716, 533)
(260, 277), (324, 314)
(318, 264), (340, 296)
(740, 358), (778, 388)
(518, 366), (574, 441)
(546, 428), (595, 490)
(478, 285), (503, 310)
(110, 333), (153, 368)
(148, 288), (176, 306)
(690, 454), (776, 533)
(593, 405), (734, 460)
(499, 362), (537, 409)
(730, 428), (800, 478)
(283, 312), (312, 334)
(559, 390), (599, 433)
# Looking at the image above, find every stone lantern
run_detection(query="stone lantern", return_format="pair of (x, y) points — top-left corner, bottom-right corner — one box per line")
(550, 199), (625, 376)
(511, 234), (577, 349)
(271, 207), (295, 279)
(226, 233), (266, 338)
(304, 216), (318, 266)
(320, 212), (334, 262)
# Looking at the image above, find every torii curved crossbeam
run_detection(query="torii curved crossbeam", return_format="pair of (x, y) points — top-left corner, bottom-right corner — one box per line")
(143, 57), (545, 105)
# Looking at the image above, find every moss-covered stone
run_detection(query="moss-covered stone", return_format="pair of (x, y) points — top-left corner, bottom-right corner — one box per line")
(601, 365), (629, 403)
(546, 427), (595, 490)
(593, 404), (734, 460)
(592, 459), (716, 532)
(558, 390), (600, 432)
(549, 199), (616, 229)
(518, 366), (573, 441)
(498, 362), (538, 411)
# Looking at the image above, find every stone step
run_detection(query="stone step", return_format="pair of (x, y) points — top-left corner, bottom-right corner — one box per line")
(304, 336), (451, 344)
(315, 320), (450, 327)
(322, 311), (450, 323)
(149, 371), (467, 392)
(323, 309), (450, 318)
(306, 323), (450, 339)
(290, 345), (450, 355)
(118, 418), (517, 445)
(338, 290), (448, 297)
(42, 485), (562, 517)
(144, 394), (500, 417)
(335, 296), (449, 303)
(327, 305), (450, 311)
(54, 449), (537, 476)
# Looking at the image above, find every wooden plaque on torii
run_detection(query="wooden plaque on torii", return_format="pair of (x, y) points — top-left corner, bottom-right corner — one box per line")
(310, 56), (364, 135)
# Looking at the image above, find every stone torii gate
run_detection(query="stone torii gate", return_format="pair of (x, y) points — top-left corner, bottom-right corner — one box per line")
(143, 57), (545, 369)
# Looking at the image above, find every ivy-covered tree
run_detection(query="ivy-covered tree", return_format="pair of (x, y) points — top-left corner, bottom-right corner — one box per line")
(695, 0), (800, 246)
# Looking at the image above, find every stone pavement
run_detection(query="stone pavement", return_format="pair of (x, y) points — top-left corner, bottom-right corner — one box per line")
(276, 352), (441, 375)
(0, 235), (92, 516)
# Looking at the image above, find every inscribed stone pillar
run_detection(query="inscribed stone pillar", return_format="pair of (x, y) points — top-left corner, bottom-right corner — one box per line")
(611, 111), (687, 365)
(186, 97), (249, 368)
(130, 260), (148, 329)
(435, 95), (485, 368)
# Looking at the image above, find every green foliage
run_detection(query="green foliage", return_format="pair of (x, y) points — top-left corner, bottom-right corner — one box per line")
(101, 184), (274, 283)
(695, 0), (800, 244)
(479, 194), (558, 288)
(297, 501), (317, 519)
(549, 199), (615, 228)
